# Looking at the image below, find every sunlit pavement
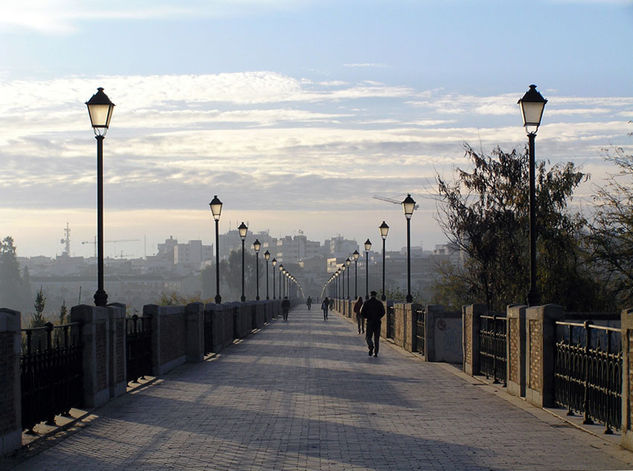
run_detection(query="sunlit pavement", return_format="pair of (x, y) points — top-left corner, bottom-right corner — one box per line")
(5, 306), (633, 471)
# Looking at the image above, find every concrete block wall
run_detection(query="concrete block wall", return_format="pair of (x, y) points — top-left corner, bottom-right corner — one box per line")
(0, 309), (21, 457)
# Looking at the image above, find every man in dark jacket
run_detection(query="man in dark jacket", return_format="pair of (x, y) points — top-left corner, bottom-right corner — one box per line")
(360, 291), (385, 357)
(281, 296), (290, 321)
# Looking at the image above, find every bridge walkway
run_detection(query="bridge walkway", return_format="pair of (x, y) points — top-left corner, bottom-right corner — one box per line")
(5, 306), (633, 470)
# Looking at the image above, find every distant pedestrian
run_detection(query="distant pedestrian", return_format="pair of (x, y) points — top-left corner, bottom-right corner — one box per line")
(353, 296), (364, 334)
(321, 297), (329, 321)
(281, 296), (290, 321)
(306, 296), (312, 310)
(360, 291), (385, 357)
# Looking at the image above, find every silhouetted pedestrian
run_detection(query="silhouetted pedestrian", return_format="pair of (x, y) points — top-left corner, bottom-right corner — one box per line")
(321, 297), (329, 320)
(353, 296), (364, 334)
(360, 291), (385, 357)
(306, 296), (312, 310)
(281, 296), (290, 321)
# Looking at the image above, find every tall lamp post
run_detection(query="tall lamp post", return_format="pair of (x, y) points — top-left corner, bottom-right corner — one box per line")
(518, 84), (547, 306)
(238, 222), (248, 302)
(402, 194), (416, 303)
(253, 239), (261, 300)
(86, 87), (115, 307)
(364, 239), (372, 299)
(345, 258), (351, 299)
(279, 264), (284, 298)
(264, 250), (270, 300)
(209, 195), (223, 304)
(352, 250), (360, 299)
(272, 258), (277, 299)
(379, 221), (389, 301)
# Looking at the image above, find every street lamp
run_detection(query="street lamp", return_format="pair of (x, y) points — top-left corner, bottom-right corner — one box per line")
(264, 250), (270, 300)
(86, 87), (115, 307)
(352, 250), (360, 299)
(364, 239), (372, 299)
(272, 258), (277, 299)
(209, 195), (223, 304)
(518, 84), (547, 306)
(345, 258), (351, 299)
(253, 239), (261, 300)
(238, 222), (248, 302)
(279, 264), (284, 298)
(402, 194), (416, 303)
(379, 221), (389, 301)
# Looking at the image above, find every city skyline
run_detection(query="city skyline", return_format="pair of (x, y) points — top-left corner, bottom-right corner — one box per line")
(2, 1), (632, 258)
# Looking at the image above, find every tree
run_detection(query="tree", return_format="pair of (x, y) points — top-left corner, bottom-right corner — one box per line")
(0, 236), (30, 310)
(435, 144), (601, 311)
(59, 300), (68, 325)
(588, 144), (633, 307)
(31, 286), (47, 328)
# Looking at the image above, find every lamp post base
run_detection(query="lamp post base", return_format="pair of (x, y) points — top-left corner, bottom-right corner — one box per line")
(381, 294), (386, 301)
(94, 289), (108, 307)
(406, 294), (413, 303)
(241, 296), (246, 302)
(215, 294), (222, 304)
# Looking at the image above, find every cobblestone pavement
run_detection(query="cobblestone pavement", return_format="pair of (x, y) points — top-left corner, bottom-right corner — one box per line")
(5, 307), (633, 470)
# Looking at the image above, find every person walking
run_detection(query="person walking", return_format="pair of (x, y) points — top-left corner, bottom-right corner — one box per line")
(360, 291), (385, 357)
(281, 296), (290, 321)
(321, 297), (329, 321)
(353, 296), (364, 334)
(306, 296), (312, 310)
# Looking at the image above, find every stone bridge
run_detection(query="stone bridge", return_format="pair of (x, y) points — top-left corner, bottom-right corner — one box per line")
(1, 303), (632, 470)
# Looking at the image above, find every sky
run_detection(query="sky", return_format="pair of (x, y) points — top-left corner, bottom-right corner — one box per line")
(1, 0), (632, 259)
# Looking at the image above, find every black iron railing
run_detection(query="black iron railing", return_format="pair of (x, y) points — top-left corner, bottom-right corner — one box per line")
(126, 315), (152, 383)
(387, 305), (395, 339)
(204, 309), (214, 354)
(21, 322), (83, 432)
(415, 308), (425, 355)
(554, 321), (621, 433)
(478, 314), (507, 385)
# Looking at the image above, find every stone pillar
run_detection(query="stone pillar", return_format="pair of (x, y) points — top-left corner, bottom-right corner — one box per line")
(525, 304), (564, 408)
(185, 303), (204, 363)
(70, 304), (111, 408)
(424, 305), (446, 362)
(621, 308), (633, 450)
(107, 303), (127, 399)
(0, 308), (21, 456)
(402, 303), (419, 353)
(380, 302), (388, 339)
(506, 304), (527, 398)
(462, 304), (487, 376)
(143, 304), (162, 377)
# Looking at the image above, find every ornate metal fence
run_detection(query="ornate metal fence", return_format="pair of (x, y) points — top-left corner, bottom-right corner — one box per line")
(554, 321), (621, 433)
(478, 314), (507, 385)
(386, 305), (395, 339)
(21, 322), (83, 432)
(126, 315), (153, 383)
(415, 307), (425, 355)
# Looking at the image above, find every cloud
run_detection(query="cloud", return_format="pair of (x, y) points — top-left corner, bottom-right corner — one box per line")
(0, 0), (314, 34)
(1, 71), (631, 227)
